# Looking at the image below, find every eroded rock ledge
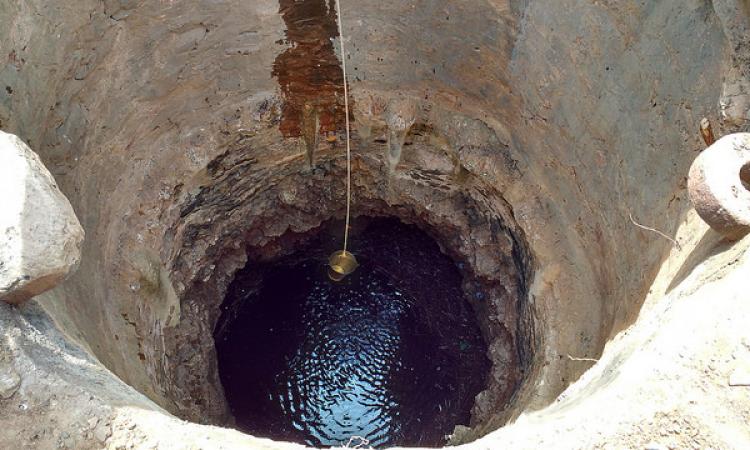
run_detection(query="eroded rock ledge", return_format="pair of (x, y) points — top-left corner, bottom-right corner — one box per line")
(149, 93), (535, 430)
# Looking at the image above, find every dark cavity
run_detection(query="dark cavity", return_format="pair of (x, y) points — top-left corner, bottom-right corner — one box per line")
(215, 218), (490, 448)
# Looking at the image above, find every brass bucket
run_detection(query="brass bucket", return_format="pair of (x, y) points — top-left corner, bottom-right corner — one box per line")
(327, 250), (358, 281)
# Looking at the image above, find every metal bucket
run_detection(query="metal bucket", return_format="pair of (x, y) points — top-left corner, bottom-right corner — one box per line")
(328, 250), (358, 281)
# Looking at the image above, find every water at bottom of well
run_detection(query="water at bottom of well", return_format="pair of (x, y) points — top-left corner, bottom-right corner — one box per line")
(216, 219), (489, 448)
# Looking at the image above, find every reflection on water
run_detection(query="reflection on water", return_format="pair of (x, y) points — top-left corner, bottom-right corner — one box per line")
(216, 219), (489, 448)
(277, 265), (406, 446)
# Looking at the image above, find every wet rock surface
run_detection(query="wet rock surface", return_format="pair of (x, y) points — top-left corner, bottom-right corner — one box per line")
(273, 0), (347, 140)
(216, 218), (489, 447)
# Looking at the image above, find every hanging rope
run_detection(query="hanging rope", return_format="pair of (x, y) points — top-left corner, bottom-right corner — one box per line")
(336, 0), (352, 252)
(327, 0), (359, 281)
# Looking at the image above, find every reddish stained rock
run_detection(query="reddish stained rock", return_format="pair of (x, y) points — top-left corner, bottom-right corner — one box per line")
(272, 0), (350, 140)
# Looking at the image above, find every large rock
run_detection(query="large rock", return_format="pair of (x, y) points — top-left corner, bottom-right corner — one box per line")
(688, 133), (750, 240)
(0, 131), (84, 305)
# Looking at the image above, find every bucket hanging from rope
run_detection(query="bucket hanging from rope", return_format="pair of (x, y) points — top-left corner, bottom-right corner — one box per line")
(327, 0), (358, 281)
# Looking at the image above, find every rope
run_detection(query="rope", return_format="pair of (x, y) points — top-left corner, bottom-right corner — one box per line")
(335, 0), (352, 252)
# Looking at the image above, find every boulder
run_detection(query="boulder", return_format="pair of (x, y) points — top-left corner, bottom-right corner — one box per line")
(0, 131), (84, 305)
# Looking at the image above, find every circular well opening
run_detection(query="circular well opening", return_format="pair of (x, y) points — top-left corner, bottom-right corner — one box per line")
(214, 217), (492, 448)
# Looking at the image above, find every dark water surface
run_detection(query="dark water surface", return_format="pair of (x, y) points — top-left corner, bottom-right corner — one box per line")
(215, 219), (489, 448)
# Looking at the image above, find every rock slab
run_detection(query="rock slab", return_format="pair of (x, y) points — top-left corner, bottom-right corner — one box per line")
(0, 131), (84, 305)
